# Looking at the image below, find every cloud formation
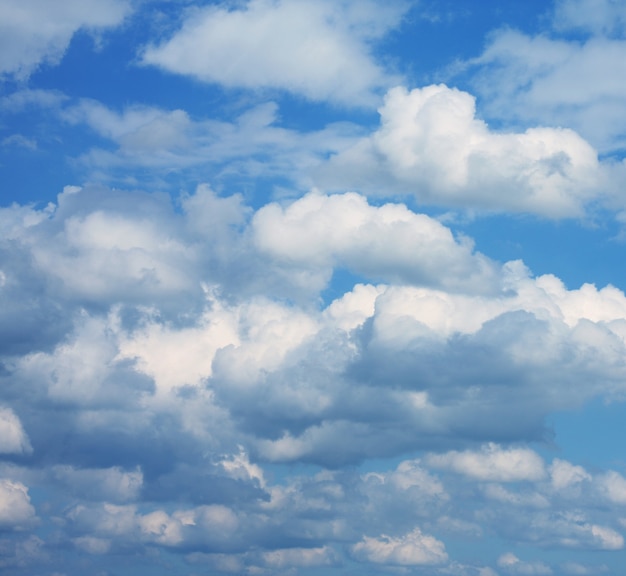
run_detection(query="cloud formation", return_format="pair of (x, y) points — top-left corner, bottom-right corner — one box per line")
(465, 1), (626, 153)
(320, 84), (603, 216)
(0, 0), (131, 78)
(141, 0), (407, 105)
(2, 1), (626, 574)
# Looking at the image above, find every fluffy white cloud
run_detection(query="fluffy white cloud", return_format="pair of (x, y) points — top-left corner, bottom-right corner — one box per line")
(6, 182), (626, 570)
(8, 185), (626, 469)
(0, 479), (36, 528)
(320, 84), (603, 216)
(141, 0), (406, 105)
(351, 527), (448, 565)
(427, 444), (546, 482)
(468, 29), (626, 153)
(67, 502), (239, 549)
(0, 407), (32, 454)
(550, 459), (592, 490)
(252, 190), (499, 293)
(596, 470), (626, 504)
(0, 0), (132, 78)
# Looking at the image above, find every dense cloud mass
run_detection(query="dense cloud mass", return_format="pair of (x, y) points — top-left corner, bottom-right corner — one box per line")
(1, 0), (626, 575)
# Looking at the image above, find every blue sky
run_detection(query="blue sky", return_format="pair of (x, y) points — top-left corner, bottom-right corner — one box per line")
(2, 0), (626, 574)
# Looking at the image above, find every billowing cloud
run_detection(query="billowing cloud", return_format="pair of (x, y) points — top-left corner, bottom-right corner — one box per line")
(426, 444), (546, 482)
(550, 459), (592, 491)
(4, 1), (626, 574)
(0, 0), (132, 78)
(7, 185), (626, 473)
(58, 98), (360, 190)
(320, 84), (603, 216)
(0, 407), (32, 454)
(252, 190), (499, 293)
(351, 527), (448, 565)
(0, 479), (36, 528)
(141, 0), (406, 105)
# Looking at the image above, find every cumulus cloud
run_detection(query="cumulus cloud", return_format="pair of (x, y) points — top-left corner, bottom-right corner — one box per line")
(5, 1), (626, 573)
(426, 444), (546, 482)
(7, 185), (626, 470)
(140, 0), (406, 105)
(319, 84), (603, 216)
(550, 459), (592, 491)
(351, 527), (448, 565)
(0, 407), (32, 454)
(498, 553), (552, 575)
(252, 190), (500, 293)
(466, 28), (626, 153)
(0, 0), (132, 78)
(5, 182), (626, 569)
(0, 479), (36, 528)
(58, 98), (361, 190)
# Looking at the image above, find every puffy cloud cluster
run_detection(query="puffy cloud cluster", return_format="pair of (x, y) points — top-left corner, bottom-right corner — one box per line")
(320, 84), (604, 216)
(2, 182), (626, 573)
(0, 480), (36, 529)
(12, 80), (618, 219)
(2, 2), (626, 572)
(351, 527), (448, 565)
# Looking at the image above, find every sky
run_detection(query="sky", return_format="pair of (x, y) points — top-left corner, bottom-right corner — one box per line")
(2, 0), (626, 574)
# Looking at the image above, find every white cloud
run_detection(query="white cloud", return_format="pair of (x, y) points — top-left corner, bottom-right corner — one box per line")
(596, 470), (626, 504)
(351, 527), (448, 565)
(553, 0), (626, 36)
(141, 0), (406, 105)
(0, 0), (132, 78)
(527, 512), (625, 550)
(67, 502), (239, 549)
(467, 29), (626, 153)
(320, 84), (603, 217)
(1, 134), (37, 150)
(252, 190), (500, 293)
(498, 553), (552, 575)
(9, 184), (626, 471)
(0, 407), (32, 454)
(0, 479), (36, 528)
(427, 444), (546, 482)
(550, 459), (592, 490)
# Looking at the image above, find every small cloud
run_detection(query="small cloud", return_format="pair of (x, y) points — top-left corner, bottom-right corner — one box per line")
(1, 134), (37, 150)
(352, 527), (448, 566)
